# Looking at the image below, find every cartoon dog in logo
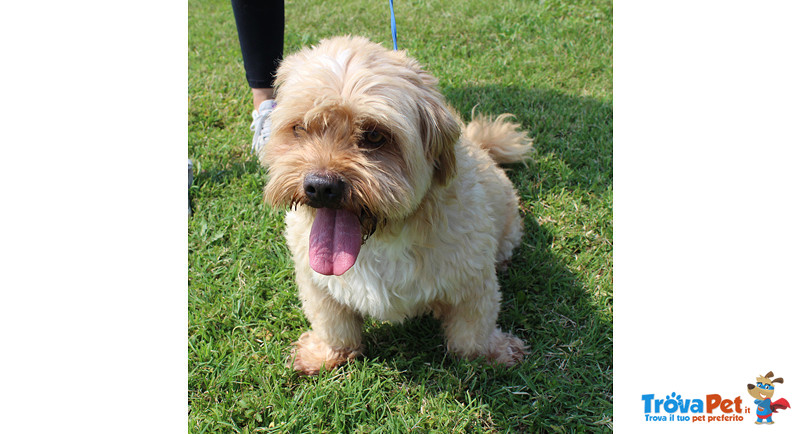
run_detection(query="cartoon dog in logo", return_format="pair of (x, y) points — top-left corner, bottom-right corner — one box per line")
(747, 371), (791, 424)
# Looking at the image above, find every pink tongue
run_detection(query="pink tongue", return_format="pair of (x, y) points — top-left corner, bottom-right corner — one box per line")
(309, 208), (362, 276)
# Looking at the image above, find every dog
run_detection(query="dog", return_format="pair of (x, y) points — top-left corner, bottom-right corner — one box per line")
(259, 36), (532, 375)
(747, 371), (791, 424)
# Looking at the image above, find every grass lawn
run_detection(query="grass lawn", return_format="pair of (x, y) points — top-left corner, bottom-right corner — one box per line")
(189, 0), (612, 431)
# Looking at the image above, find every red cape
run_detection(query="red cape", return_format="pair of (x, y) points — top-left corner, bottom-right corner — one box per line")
(771, 398), (791, 413)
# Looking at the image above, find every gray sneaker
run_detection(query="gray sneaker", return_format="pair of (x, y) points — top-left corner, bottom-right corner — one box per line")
(250, 99), (276, 154)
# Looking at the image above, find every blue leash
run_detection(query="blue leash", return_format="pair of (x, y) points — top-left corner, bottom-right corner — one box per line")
(389, 0), (398, 50)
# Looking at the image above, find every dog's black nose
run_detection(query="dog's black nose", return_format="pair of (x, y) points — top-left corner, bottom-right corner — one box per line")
(303, 172), (345, 208)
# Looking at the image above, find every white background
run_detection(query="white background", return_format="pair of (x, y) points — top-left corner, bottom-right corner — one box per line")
(0, 1), (187, 432)
(1, 1), (799, 432)
(615, 0), (799, 432)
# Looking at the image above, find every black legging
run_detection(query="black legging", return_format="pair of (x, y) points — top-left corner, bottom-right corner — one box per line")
(231, 0), (284, 89)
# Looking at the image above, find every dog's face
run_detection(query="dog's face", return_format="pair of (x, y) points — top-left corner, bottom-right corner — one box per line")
(747, 373), (782, 400)
(260, 36), (460, 276)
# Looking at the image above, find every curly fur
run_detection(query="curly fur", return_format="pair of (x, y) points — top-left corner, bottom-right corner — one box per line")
(260, 36), (532, 375)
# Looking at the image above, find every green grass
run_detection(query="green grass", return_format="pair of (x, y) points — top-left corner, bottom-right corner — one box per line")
(189, 0), (612, 431)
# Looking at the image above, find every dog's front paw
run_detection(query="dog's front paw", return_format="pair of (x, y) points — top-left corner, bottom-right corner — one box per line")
(486, 330), (528, 367)
(288, 331), (361, 375)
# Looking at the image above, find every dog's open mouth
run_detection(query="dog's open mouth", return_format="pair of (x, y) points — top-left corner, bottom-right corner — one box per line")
(309, 208), (363, 276)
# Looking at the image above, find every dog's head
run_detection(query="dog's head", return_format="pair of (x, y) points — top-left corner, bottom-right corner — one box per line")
(747, 371), (783, 400)
(260, 36), (460, 276)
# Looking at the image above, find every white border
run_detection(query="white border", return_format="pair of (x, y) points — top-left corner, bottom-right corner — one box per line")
(0, 1), (187, 431)
(615, 1), (800, 432)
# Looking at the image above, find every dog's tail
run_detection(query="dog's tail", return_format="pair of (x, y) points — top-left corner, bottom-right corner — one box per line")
(465, 112), (533, 164)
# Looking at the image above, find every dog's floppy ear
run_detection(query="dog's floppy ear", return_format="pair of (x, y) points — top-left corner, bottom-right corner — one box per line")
(398, 51), (460, 185)
(418, 93), (460, 186)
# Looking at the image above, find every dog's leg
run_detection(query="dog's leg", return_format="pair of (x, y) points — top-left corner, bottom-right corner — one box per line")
(496, 205), (524, 272)
(289, 273), (363, 375)
(439, 277), (527, 366)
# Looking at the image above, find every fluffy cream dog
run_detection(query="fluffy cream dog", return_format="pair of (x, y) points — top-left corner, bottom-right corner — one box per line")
(260, 36), (532, 375)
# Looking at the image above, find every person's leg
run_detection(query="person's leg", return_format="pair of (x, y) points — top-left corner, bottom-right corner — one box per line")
(231, 0), (284, 152)
(232, 0), (284, 92)
(251, 88), (275, 111)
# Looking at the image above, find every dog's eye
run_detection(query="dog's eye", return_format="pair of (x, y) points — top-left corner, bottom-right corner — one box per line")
(361, 130), (386, 148)
(293, 125), (306, 137)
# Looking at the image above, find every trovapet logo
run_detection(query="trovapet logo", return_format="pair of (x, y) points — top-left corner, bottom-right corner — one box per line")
(641, 393), (746, 423)
(641, 370), (792, 425)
